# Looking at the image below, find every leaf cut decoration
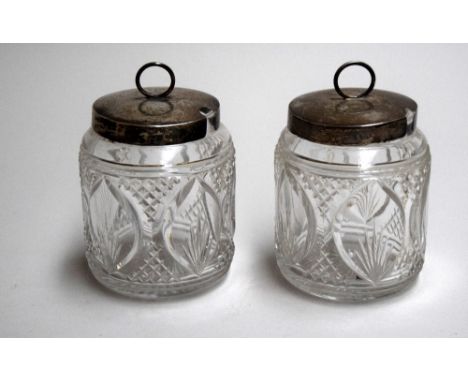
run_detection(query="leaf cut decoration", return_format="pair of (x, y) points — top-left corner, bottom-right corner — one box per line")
(333, 181), (405, 285)
(163, 177), (222, 276)
(89, 178), (140, 272)
(276, 169), (316, 264)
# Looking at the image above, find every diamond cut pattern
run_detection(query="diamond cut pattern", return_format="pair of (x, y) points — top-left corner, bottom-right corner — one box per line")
(120, 177), (180, 223)
(128, 242), (176, 283)
(305, 243), (355, 284)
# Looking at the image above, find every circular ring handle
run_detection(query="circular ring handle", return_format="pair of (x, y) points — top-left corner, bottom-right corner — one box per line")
(135, 62), (176, 98)
(333, 61), (376, 99)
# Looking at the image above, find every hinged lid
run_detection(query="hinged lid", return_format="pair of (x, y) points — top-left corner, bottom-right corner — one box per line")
(288, 61), (418, 145)
(92, 62), (220, 146)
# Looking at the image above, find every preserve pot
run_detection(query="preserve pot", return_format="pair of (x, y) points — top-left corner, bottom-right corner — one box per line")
(79, 62), (235, 299)
(275, 62), (431, 301)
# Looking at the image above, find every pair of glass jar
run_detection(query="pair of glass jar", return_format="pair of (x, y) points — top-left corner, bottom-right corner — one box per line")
(79, 61), (431, 302)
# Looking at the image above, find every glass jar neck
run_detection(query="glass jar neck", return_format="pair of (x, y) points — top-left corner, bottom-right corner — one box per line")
(278, 128), (429, 169)
(81, 124), (232, 167)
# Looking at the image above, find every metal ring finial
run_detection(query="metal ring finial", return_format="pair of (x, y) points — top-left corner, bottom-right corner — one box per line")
(135, 62), (176, 98)
(333, 61), (376, 99)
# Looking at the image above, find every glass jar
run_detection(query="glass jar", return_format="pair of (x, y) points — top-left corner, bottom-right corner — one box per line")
(275, 62), (431, 301)
(79, 63), (235, 299)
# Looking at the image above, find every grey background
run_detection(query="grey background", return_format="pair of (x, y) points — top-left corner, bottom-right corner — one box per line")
(1, 44), (467, 337)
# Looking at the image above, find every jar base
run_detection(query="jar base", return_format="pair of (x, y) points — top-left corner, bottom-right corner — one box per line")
(277, 260), (422, 302)
(87, 258), (231, 300)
